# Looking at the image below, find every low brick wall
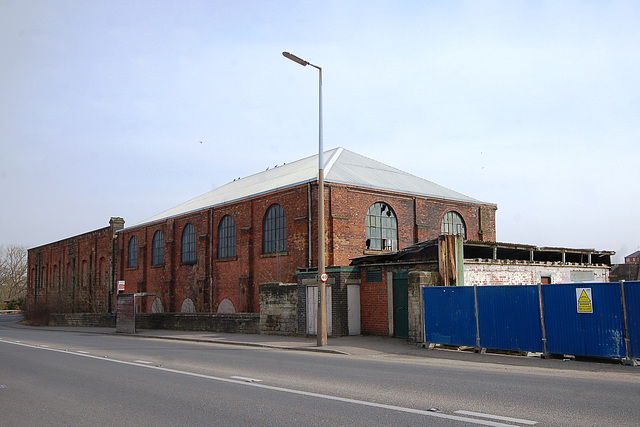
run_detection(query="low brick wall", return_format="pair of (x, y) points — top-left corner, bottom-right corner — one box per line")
(49, 313), (116, 328)
(49, 312), (259, 334)
(136, 313), (260, 334)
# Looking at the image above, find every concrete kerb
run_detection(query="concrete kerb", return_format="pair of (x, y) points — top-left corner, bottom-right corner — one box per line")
(7, 321), (351, 355)
(6, 319), (639, 371)
(131, 332), (350, 355)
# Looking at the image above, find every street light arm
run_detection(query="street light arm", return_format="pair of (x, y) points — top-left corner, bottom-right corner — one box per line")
(283, 51), (321, 71)
(283, 51), (308, 66)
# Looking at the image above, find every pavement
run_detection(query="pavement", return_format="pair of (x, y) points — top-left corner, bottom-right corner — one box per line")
(3, 315), (638, 372)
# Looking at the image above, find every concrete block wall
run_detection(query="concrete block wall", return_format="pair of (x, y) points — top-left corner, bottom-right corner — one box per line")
(408, 270), (440, 344)
(259, 282), (298, 335)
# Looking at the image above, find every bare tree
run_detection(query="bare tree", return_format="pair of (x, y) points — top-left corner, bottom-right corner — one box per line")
(0, 245), (28, 302)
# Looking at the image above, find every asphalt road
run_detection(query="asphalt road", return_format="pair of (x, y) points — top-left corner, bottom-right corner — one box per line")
(1, 315), (639, 426)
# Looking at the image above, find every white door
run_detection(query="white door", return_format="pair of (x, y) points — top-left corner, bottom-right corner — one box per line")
(307, 286), (332, 335)
(347, 284), (361, 335)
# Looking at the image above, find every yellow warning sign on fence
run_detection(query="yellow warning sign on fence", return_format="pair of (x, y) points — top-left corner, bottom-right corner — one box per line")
(576, 288), (593, 313)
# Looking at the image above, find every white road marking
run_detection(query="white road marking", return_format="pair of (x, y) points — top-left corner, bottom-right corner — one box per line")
(77, 351), (89, 354)
(0, 338), (528, 426)
(134, 360), (153, 364)
(455, 410), (537, 425)
(230, 376), (263, 383)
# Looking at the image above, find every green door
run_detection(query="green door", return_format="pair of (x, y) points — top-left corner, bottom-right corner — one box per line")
(393, 273), (409, 338)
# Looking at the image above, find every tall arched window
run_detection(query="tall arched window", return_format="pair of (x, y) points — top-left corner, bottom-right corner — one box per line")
(128, 236), (138, 268)
(152, 231), (164, 266)
(263, 204), (286, 254)
(366, 202), (398, 251)
(218, 215), (236, 259)
(441, 211), (466, 238)
(181, 223), (196, 264)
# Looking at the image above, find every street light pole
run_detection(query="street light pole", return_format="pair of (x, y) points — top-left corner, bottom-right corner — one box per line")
(283, 51), (327, 346)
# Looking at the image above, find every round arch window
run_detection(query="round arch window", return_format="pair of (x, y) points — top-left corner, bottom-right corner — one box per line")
(365, 202), (398, 251)
(441, 211), (466, 238)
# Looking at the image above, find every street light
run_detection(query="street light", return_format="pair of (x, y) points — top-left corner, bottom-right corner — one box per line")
(282, 51), (327, 347)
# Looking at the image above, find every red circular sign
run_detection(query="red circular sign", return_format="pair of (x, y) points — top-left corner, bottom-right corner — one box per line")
(320, 273), (329, 282)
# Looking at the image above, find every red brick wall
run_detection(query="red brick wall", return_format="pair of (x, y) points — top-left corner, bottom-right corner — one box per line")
(119, 185), (315, 315)
(329, 184), (497, 266)
(27, 218), (122, 314)
(28, 182), (497, 317)
(359, 268), (389, 336)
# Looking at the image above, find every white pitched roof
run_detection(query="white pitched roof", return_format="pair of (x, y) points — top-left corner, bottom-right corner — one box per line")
(133, 147), (492, 227)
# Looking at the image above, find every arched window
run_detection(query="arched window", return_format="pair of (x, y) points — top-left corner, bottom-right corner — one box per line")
(152, 231), (164, 266)
(263, 204), (286, 254)
(366, 202), (398, 251)
(181, 223), (196, 264)
(441, 211), (466, 238)
(218, 215), (236, 259)
(128, 236), (138, 268)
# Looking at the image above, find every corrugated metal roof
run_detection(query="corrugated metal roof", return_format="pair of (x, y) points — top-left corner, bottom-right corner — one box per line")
(132, 147), (493, 228)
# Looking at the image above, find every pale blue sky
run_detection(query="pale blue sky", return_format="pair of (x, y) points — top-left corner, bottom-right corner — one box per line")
(1, 1), (638, 262)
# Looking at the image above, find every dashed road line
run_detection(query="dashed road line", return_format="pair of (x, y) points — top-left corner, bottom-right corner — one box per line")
(1, 338), (535, 426)
(455, 410), (537, 425)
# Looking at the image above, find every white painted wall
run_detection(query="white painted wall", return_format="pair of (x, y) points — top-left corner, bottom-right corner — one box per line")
(464, 260), (610, 285)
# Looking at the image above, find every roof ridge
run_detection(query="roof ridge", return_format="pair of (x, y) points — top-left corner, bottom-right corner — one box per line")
(323, 146), (343, 175)
(129, 146), (493, 229)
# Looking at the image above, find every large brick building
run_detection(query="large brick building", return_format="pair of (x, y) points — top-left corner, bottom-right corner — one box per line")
(28, 147), (497, 329)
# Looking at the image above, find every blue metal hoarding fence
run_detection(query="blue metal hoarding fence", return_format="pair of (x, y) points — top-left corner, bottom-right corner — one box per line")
(423, 282), (639, 361)
(541, 283), (626, 359)
(423, 286), (476, 347)
(476, 285), (544, 353)
(623, 281), (640, 359)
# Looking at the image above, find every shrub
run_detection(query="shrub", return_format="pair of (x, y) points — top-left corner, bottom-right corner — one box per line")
(6, 297), (25, 311)
(23, 301), (50, 326)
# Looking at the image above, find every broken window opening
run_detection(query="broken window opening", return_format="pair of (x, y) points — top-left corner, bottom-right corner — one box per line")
(366, 202), (398, 251)
(441, 211), (466, 239)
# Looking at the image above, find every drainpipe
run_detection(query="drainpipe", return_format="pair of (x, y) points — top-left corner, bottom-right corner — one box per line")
(209, 207), (214, 312)
(308, 182), (313, 268)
